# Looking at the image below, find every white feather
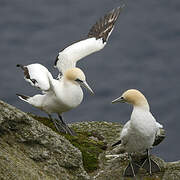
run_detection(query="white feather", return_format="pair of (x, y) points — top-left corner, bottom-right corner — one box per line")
(119, 107), (160, 153)
(24, 63), (53, 91)
(56, 38), (105, 73)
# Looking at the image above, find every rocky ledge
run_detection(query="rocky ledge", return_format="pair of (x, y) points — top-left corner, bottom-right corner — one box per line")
(0, 100), (179, 180)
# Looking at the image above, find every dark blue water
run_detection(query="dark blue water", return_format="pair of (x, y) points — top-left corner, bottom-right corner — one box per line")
(1, 0), (180, 162)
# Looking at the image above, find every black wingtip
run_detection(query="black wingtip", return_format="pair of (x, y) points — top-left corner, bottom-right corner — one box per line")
(16, 93), (30, 100)
(88, 5), (124, 43)
(112, 140), (121, 147)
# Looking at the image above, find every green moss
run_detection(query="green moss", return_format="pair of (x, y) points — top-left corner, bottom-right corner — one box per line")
(28, 114), (107, 173)
(65, 131), (106, 173)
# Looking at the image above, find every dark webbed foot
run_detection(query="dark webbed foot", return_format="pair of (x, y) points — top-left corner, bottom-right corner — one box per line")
(124, 154), (140, 177)
(141, 149), (161, 175)
(142, 158), (161, 175)
(124, 161), (140, 177)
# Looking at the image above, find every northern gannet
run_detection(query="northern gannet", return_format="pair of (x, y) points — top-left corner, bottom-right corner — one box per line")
(111, 89), (163, 177)
(16, 6), (123, 135)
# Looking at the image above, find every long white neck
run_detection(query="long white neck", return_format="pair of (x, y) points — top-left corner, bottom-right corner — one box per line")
(133, 102), (150, 112)
(131, 103), (151, 125)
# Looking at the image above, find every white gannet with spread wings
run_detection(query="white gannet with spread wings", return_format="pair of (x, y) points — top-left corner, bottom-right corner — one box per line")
(16, 6), (123, 136)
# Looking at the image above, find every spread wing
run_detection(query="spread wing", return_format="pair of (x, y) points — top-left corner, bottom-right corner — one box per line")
(17, 63), (53, 92)
(54, 6), (124, 74)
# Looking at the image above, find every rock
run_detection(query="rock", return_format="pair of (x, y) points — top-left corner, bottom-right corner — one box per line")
(0, 100), (90, 180)
(162, 161), (180, 180)
(0, 99), (180, 180)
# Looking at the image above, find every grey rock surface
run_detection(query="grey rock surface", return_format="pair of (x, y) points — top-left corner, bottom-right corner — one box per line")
(0, 99), (179, 180)
(0, 100), (90, 180)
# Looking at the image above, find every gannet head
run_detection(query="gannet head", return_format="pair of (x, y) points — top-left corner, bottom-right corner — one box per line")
(65, 68), (94, 95)
(112, 89), (149, 109)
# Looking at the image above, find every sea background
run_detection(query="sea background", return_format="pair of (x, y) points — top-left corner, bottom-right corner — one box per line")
(1, 0), (180, 162)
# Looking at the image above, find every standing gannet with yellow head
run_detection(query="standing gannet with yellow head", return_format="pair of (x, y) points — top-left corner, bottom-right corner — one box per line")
(17, 65), (93, 135)
(16, 6), (123, 135)
(111, 89), (162, 177)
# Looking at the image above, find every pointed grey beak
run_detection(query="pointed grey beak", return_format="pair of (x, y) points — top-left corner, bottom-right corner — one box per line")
(80, 81), (94, 95)
(112, 96), (125, 104)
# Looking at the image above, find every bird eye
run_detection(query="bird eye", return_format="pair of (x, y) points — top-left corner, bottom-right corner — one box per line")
(75, 78), (83, 83)
(120, 97), (124, 100)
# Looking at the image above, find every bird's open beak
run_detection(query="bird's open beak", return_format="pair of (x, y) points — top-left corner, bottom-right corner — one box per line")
(112, 96), (125, 104)
(80, 81), (94, 95)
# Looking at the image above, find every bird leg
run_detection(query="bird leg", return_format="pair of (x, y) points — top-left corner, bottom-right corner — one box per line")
(124, 154), (140, 177)
(58, 115), (76, 136)
(48, 114), (67, 134)
(141, 149), (161, 175)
